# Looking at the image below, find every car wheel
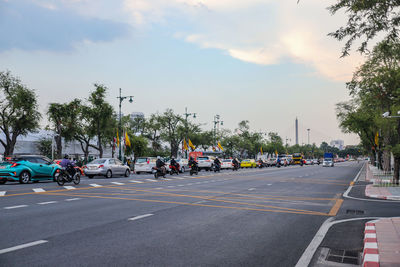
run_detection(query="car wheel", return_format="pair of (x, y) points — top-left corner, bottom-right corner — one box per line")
(105, 170), (112, 178)
(0, 179), (6, 185)
(88, 175), (94, 179)
(136, 172), (141, 175)
(124, 169), (130, 177)
(19, 171), (31, 184)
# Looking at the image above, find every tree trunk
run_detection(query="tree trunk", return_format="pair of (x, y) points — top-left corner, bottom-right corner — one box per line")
(98, 135), (103, 158)
(55, 135), (62, 159)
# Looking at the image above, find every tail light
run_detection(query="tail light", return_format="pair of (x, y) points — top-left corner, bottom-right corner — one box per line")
(147, 160), (150, 164)
(10, 162), (19, 168)
(98, 165), (104, 168)
(56, 169), (60, 173)
(206, 160), (210, 162)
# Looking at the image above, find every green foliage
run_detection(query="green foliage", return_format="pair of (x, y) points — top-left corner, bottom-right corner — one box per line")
(0, 71), (41, 156)
(329, 0), (400, 56)
(36, 138), (52, 159)
(125, 134), (148, 157)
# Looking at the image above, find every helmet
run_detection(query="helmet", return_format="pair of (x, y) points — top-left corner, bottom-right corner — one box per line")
(172, 156), (175, 159)
(157, 156), (161, 160)
(190, 157), (193, 160)
(216, 156), (219, 159)
(64, 154), (69, 159)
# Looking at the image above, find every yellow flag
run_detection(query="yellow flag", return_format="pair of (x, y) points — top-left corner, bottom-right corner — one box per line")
(260, 147), (263, 155)
(275, 150), (278, 156)
(125, 132), (131, 147)
(375, 132), (379, 146)
(183, 139), (189, 151)
(188, 139), (196, 150)
(217, 142), (224, 151)
(116, 131), (120, 147)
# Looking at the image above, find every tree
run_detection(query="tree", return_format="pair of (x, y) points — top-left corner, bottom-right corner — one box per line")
(329, 0), (400, 56)
(157, 109), (185, 157)
(36, 138), (52, 159)
(87, 84), (115, 158)
(47, 102), (70, 159)
(0, 71), (41, 156)
(125, 134), (148, 158)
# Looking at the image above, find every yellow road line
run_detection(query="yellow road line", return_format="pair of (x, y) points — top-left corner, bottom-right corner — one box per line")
(328, 199), (344, 216)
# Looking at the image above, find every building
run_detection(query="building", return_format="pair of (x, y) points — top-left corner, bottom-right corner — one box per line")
(330, 140), (344, 150)
(130, 112), (145, 120)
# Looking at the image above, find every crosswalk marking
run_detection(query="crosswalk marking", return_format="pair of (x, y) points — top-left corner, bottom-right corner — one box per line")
(64, 186), (76, 190)
(130, 180), (143, 183)
(111, 182), (124, 185)
(145, 179), (156, 182)
(175, 177), (185, 180)
(90, 184), (102, 187)
(163, 179), (172, 181)
(33, 188), (45, 193)
(0, 191), (6, 196)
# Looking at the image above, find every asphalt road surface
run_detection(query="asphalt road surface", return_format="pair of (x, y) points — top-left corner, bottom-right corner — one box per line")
(0, 162), (363, 266)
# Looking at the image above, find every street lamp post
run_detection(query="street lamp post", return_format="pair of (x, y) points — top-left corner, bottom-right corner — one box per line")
(117, 88), (134, 161)
(183, 107), (196, 158)
(307, 129), (310, 145)
(213, 115), (223, 146)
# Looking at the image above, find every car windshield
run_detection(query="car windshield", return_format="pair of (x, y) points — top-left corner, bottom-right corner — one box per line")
(136, 158), (148, 163)
(198, 157), (208, 160)
(325, 159), (332, 162)
(89, 159), (106, 164)
(223, 159), (231, 162)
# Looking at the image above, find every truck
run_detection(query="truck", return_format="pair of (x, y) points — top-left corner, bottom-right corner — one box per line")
(292, 153), (303, 166)
(322, 153), (334, 167)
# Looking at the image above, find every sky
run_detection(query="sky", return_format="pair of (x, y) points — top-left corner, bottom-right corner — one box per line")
(0, 0), (363, 146)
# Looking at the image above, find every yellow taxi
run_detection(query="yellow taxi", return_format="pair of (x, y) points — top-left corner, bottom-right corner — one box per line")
(240, 159), (257, 168)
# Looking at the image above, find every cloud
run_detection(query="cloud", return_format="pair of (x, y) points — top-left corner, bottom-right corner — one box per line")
(0, 0), (131, 52)
(122, 0), (363, 81)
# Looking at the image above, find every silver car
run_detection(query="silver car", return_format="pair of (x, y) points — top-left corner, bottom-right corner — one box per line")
(84, 158), (131, 178)
(166, 158), (189, 173)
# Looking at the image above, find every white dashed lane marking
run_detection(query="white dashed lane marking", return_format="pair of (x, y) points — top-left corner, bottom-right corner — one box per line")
(130, 180), (143, 183)
(128, 214), (154, 221)
(4, 205), (28, 210)
(90, 184), (102, 187)
(64, 186), (76, 190)
(0, 240), (48, 255)
(0, 191), (6, 196)
(37, 201), (57, 205)
(65, 198), (81, 201)
(111, 182), (124, 185)
(145, 179), (156, 182)
(33, 188), (45, 193)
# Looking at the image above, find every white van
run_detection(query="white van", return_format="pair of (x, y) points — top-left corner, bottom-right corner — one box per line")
(134, 157), (157, 174)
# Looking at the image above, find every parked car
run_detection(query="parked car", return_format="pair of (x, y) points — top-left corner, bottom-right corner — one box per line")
(240, 159), (257, 168)
(197, 156), (215, 171)
(305, 159), (313, 165)
(266, 158), (277, 167)
(165, 158), (189, 173)
(84, 158), (131, 178)
(0, 155), (61, 184)
(134, 157), (157, 174)
(221, 159), (234, 169)
(312, 159), (320, 165)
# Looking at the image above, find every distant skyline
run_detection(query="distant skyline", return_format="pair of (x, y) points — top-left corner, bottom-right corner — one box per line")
(0, 0), (361, 146)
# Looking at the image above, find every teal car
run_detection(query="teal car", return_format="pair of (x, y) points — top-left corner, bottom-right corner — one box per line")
(0, 155), (61, 184)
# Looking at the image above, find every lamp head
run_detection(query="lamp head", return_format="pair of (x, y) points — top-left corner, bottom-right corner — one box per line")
(382, 111), (390, 118)
(193, 113), (197, 119)
(129, 97), (133, 103)
(221, 121), (224, 126)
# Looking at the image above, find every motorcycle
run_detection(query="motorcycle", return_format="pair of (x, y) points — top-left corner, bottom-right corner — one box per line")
(213, 163), (221, 173)
(169, 163), (180, 175)
(258, 161), (264, 168)
(56, 165), (80, 186)
(152, 166), (166, 179)
(232, 163), (239, 171)
(276, 160), (281, 168)
(189, 163), (199, 176)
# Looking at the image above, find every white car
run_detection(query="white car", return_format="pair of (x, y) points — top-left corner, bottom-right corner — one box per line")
(221, 159), (233, 169)
(322, 158), (334, 167)
(166, 158), (189, 173)
(197, 156), (215, 171)
(84, 158), (131, 179)
(134, 157), (157, 174)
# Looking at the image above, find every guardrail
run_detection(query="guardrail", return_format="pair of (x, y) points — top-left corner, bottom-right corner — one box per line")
(367, 164), (399, 187)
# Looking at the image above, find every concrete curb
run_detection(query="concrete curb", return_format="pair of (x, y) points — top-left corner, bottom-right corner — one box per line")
(363, 221), (380, 267)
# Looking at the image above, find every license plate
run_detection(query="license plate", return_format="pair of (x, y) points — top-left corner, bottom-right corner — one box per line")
(90, 166), (97, 170)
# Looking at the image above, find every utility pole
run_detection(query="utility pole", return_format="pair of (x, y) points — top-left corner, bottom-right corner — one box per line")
(117, 88), (134, 161)
(213, 115), (223, 147)
(183, 107), (196, 158)
(307, 128), (310, 145)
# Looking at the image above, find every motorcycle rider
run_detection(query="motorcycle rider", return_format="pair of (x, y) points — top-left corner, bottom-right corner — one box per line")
(189, 156), (198, 170)
(214, 157), (221, 171)
(232, 158), (239, 169)
(258, 158), (264, 167)
(170, 157), (179, 172)
(156, 156), (166, 174)
(60, 154), (76, 177)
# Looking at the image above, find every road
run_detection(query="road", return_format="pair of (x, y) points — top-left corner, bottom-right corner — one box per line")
(0, 162), (363, 266)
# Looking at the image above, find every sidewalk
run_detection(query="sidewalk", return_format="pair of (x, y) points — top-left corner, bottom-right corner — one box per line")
(365, 164), (400, 200)
(363, 218), (400, 267)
